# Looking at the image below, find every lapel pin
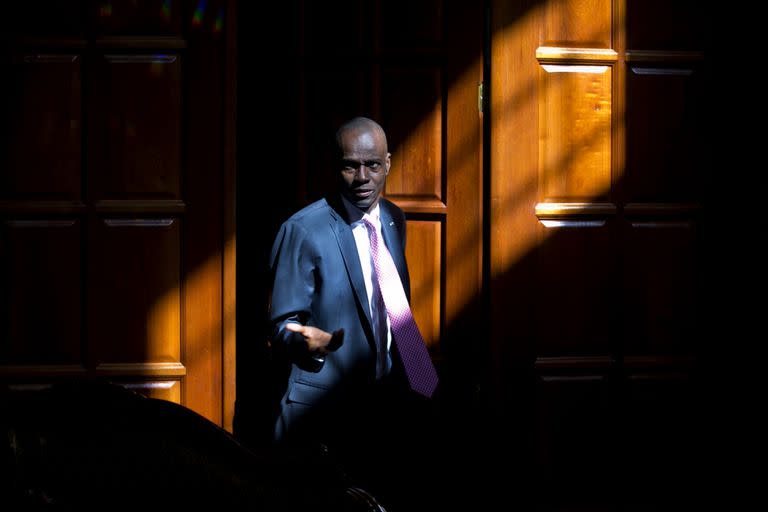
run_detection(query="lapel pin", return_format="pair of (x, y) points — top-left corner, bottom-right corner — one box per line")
(389, 221), (395, 226)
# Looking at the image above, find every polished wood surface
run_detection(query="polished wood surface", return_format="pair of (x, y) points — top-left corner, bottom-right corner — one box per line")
(539, 61), (612, 201)
(626, 60), (704, 202)
(89, 218), (181, 364)
(1, 54), (81, 199)
(89, 54), (182, 199)
(0, 0), (236, 429)
(1, 220), (82, 364)
(405, 220), (442, 351)
(544, 0), (612, 48)
(382, 67), (442, 200)
(491, 0), (710, 506)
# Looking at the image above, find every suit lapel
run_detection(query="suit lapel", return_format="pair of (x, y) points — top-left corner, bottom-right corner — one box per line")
(329, 209), (374, 331)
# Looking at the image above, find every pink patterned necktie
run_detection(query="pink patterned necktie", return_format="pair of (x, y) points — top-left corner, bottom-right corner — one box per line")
(363, 218), (439, 398)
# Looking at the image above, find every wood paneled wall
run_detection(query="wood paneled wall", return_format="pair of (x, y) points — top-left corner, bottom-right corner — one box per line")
(491, 0), (711, 507)
(1, 0), (236, 429)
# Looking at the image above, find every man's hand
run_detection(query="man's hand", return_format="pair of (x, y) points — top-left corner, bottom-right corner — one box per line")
(285, 323), (344, 356)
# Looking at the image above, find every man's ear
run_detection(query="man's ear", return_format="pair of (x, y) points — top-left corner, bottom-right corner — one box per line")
(385, 153), (391, 174)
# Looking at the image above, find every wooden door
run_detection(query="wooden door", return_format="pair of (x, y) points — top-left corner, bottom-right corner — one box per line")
(284, 0), (485, 371)
(235, 0), (485, 449)
(490, 0), (712, 508)
(0, 0), (236, 429)
(237, 1), (711, 508)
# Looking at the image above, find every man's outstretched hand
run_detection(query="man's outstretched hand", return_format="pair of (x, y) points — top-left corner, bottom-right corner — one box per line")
(285, 323), (344, 356)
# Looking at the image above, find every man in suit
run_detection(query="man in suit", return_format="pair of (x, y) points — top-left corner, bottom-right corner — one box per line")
(267, 116), (438, 508)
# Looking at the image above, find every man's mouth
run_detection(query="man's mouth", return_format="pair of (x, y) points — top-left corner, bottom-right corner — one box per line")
(353, 189), (373, 198)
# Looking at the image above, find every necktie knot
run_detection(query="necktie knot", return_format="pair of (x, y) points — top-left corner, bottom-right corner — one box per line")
(362, 217), (376, 235)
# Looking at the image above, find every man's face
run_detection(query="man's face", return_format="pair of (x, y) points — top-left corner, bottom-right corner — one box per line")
(337, 129), (390, 212)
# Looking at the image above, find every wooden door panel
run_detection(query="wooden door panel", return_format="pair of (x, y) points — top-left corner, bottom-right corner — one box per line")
(623, 221), (697, 356)
(405, 220), (442, 352)
(627, 0), (709, 50)
(90, 218), (181, 365)
(1, 219), (82, 365)
(626, 65), (704, 202)
(381, 66), (443, 201)
(535, 373), (617, 499)
(543, 0), (612, 47)
(1, 54), (82, 199)
(539, 63), (612, 202)
(91, 54), (182, 200)
(536, 222), (617, 356)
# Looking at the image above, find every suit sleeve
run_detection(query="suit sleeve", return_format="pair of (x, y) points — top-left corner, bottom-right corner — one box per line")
(268, 220), (324, 372)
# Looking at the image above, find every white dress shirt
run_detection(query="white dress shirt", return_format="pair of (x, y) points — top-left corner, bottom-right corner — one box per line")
(342, 199), (392, 378)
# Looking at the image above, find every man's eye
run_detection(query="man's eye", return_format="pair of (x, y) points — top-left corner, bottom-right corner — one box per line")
(366, 162), (381, 170)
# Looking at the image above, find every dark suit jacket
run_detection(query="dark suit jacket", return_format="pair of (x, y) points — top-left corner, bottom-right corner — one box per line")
(268, 194), (410, 441)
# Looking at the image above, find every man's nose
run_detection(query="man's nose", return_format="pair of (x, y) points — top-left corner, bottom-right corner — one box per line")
(355, 164), (370, 180)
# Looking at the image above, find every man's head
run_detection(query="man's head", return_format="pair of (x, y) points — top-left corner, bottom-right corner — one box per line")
(335, 117), (391, 213)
